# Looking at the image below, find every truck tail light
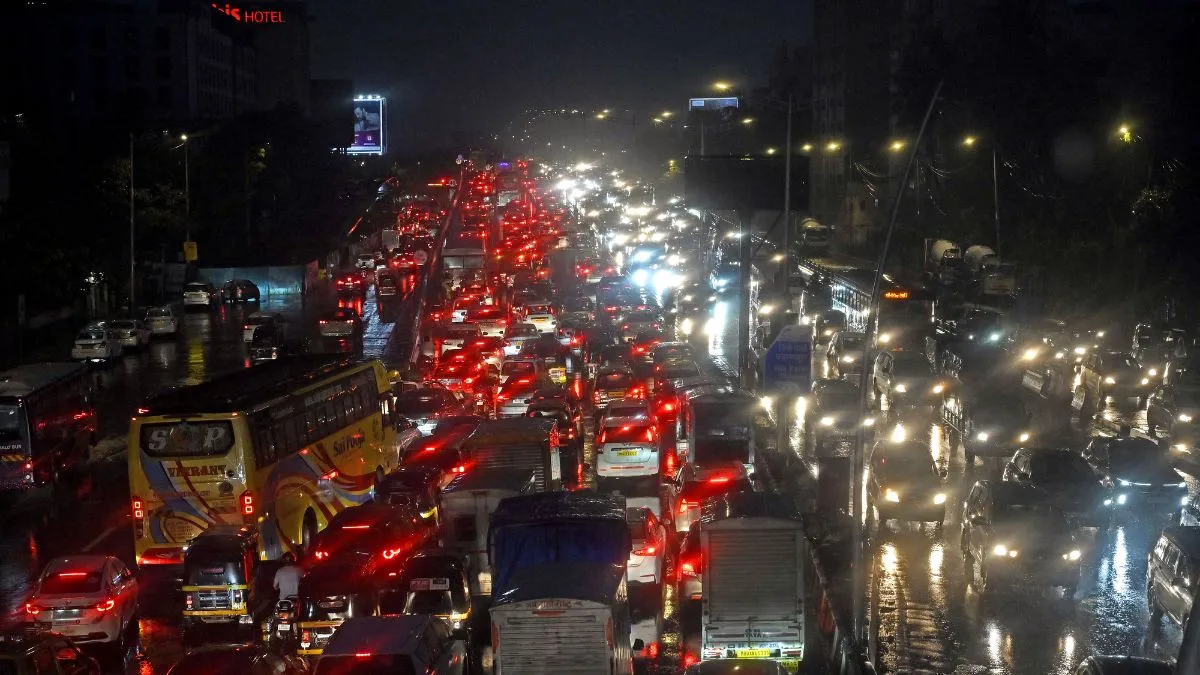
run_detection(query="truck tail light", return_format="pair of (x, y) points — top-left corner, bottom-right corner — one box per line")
(132, 496), (145, 538)
(240, 491), (255, 519)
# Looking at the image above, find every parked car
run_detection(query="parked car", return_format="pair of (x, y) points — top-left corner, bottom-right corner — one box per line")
(144, 306), (179, 337)
(182, 282), (220, 310)
(106, 319), (149, 350)
(71, 327), (122, 362)
(25, 555), (139, 654)
(221, 279), (260, 303)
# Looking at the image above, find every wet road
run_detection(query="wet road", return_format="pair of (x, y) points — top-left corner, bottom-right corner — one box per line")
(0, 275), (424, 673)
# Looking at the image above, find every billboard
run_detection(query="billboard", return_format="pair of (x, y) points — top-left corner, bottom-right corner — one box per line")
(688, 97), (739, 111)
(349, 95), (386, 155)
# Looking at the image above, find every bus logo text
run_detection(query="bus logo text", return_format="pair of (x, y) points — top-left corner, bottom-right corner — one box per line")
(167, 464), (226, 478)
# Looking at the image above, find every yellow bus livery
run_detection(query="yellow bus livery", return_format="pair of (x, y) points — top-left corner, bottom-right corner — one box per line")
(129, 357), (401, 566)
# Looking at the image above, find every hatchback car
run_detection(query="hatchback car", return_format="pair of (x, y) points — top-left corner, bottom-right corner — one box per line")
(25, 555), (139, 652)
(317, 307), (363, 339)
(672, 465), (753, 535)
(335, 272), (367, 297)
(596, 416), (659, 478)
(495, 377), (540, 418)
(1081, 435), (1187, 516)
(870, 443), (948, 526)
(464, 306), (508, 338)
(182, 282), (220, 310)
(144, 306), (179, 337)
(222, 279), (260, 303)
(826, 330), (867, 379)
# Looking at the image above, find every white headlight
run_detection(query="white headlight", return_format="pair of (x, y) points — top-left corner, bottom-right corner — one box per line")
(1118, 479), (1131, 487)
(1022, 348), (1039, 361)
(884, 488), (900, 503)
(890, 425), (906, 443)
(819, 416), (835, 427)
(1018, 432), (1030, 443)
(992, 544), (1009, 556)
(1074, 346), (1087, 355)
(932, 384), (945, 394)
(823, 329), (833, 337)
(1064, 549), (1082, 561)
(1141, 378), (1150, 385)
(879, 334), (892, 344)
(842, 355), (855, 363)
(893, 383), (907, 393)
(1149, 368), (1158, 377)
(1104, 376), (1116, 385)
(933, 493), (947, 505)
(976, 432), (990, 442)
(1180, 413), (1193, 423)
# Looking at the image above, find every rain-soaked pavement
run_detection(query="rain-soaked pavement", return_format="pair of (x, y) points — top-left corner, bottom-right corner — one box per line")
(0, 272), (424, 673)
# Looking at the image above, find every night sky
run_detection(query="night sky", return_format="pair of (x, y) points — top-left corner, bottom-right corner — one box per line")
(308, 0), (812, 150)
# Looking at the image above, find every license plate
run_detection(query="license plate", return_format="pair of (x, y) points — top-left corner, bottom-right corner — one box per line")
(616, 449), (641, 457)
(736, 649), (771, 658)
(53, 620), (81, 626)
(779, 658), (800, 671)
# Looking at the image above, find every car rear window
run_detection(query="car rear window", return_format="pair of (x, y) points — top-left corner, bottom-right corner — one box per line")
(502, 361), (536, 377)
(598, 373), (633, 388)
(147, 308), (172, 318)
(315, 656), (416, 675)
(79, 331), (106, 341)
(40, 569), (103, 594)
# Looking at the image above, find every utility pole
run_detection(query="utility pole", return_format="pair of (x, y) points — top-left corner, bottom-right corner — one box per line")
(129, 133), (136, 317)
(182, 136), (191, 242)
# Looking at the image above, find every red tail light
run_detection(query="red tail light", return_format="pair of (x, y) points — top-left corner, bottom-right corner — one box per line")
(25, 603), (40, 616)
(647, 641), (660, 659)
(679, 499), (697, 514)
(632, 544), (657, 556)
(683, 653), (699, 668)
(644, 428), (655, 442)
(95, 599), (116, 613)
(313, 550), (329, 560)
(132, 496), (145, 538)
(240, 491), (255, 518)
(709, 475), (730, 484)
(382, 546), (404, 560)
(596, 430), (607, 445)
(451, 464), (467, 474)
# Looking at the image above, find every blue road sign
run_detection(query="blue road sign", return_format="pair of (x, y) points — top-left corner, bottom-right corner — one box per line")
(763, 325), (812, 391)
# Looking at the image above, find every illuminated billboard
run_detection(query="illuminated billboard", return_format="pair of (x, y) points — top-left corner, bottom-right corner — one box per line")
(349, 95), (385, 155)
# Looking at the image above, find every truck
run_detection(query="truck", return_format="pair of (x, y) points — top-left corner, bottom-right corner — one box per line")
(488, 492), (635, 675)
(963, 244), (1016, 297)
(440, 468), (540, 598)
(698, 492), (806, 673)
(675, 390), (760, 478)
(460, 417), (562, 492)
(924, 239), (965, 287)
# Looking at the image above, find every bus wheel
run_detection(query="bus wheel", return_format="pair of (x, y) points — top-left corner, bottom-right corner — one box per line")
(301, 511), (318, 554)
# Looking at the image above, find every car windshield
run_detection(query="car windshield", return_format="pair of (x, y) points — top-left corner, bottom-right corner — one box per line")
(404, 590), (455, 615)
(840, 335), (866, 351)
(893, 356), (932, 378)
(40, 569), (103, 594)
(875, 457), (934, 482)
(598, 372), (633, 388)
(247, 315), (274, 325)
(1030, 453), (1095, 482)
(79, 331), (105, 341)
(0, 403), (21, 442)
(184, 283), (208, 291)
(397, 392), (451, 415)
(627, 514), (649, 540)
(1107, 354), (1139, 370)
(502, 361), (536, 377)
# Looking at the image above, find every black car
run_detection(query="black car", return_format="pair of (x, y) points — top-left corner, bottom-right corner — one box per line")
(222, 279), (261, 303)
(395, 387), (466, 434)
(951, 391), (1032, 464)
(870, 442), (948, 526)
(377, 549), (474, 638)
(376, 466), (447, 524)
(1002, 447), (1113, 527)
(1070, 655), (1175, 675)
(960, 480), (1082, 594)
(1081, 436), (1188, 516)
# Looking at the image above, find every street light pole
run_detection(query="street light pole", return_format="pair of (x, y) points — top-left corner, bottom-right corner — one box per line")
(992, 149), (1000, 255)
(129, 133), (136, 316)
(182, 135), (191, 242)
(781, 94), (793, 296)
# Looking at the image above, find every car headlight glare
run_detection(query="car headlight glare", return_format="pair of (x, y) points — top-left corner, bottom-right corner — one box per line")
(823, 329), (833, 337)
(932, 383), (945, 394)
(993, 544), (1016, 557)
(1141, 378), (1150, 385)
(933, 493), (947, 505)
(819, 416), (835, 427)
(879, 333), (892, 344)
(1117, 494), (1127, 505)
(842, 355), (855, 363)
(1104, 376), (1116, 385)
(1022, 348), (1039, 361)
(1180, 413), (1194, 423)
(1074, 346), (1087, 355)
(884, 488), (900, 503)
(893, 383), (907, 393)
(1149, 368), (1159, 377)
(1118, 479), (1131, 487)
(1018, 432), (1030, 443)
(1063, 549), (1082, 561)
(976, 432), (990, 442)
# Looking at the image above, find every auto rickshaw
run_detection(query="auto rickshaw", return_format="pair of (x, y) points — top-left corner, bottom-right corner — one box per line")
(180, 525), (270, 645)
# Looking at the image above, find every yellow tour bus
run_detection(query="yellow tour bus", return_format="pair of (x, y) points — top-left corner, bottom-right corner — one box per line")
(128, 357), (402, 566)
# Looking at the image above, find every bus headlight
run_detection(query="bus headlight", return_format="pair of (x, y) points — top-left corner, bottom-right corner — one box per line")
(933, 493), (947, 505)
(884, 489), (900, 503)
(1063, 549), (1082, 561)
(680, 318), (694, 335)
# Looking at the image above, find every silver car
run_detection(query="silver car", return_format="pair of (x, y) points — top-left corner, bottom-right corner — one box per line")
(107, 319), (149, 349)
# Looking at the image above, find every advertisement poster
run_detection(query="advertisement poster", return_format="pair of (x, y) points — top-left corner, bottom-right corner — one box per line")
(349, 96), (385, 155)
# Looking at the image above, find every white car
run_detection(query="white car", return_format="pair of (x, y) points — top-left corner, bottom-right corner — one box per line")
(439, 323), (482, 354)
(502, 323), (540, 356)
(144, 306), (178, 337)
(463, 307), (508, 337)
(355, 253), (377, 270)
(626, 506), (667, 586)
(26, 555), (139, 650)
(182, 282), (219, 310)
(243, 311), (285, 342)
(523, 312), (558, 335)
(107, 319), (149, 349)
(596, 416), (660, 477)
(71, 327), (122, 362)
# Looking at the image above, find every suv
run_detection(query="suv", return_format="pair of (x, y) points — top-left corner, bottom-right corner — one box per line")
(960, 481), (1082, 594)
(596, 416), (660, 478)
(313, 615), (467, 675)
(1147, 526), (1200, 629)
(1078, 350), (1149, 408)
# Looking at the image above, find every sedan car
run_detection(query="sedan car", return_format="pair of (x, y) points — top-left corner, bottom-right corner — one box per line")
(106, 319), (149, 350)
(826, 330), (867, 379)
(182, 281), (220, 310)
(870, 442), (948, 526)
(25, 555), (139, 652)
(317, 307), (362, 338)
(1081, 435), (1188, 516)
(960, 481), (1082, 594)
(463, 306), (508, 337)
(626, 506), (667, 587)
(502, 322), (541, 357)
(71, 327), (122, 362)
(672, 464), (753, 535)
(958, 392), (1032, 464)
(1002, 447), (1112, 527)
(495, 376), (541, 418)
(806, 378), (864, 446)
(144, 306), (179, 337)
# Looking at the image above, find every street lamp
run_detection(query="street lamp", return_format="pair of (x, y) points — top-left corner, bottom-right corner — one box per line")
(180, 134), (191, 242)
(962, 135), (977, 147)
(889, 140), (906, 152)
(1117, 124), (1134, 143)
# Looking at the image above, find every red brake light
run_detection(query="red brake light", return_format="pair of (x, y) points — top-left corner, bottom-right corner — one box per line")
(709, 476), (731, 484)
(355, 652), (373, 659)
(633, 545), (657, 556)
(240, 491), (255, 516)
(647, 642), (660, 659)
(382, 547), (403, 560)
(313, 551), (329, 560)
(25, 603), (40, 615)
(644, 428), (654, 442)
(683, 653), (699, 668)
(597, 430), (607, 445)
(452, 464), (467, 474)
(95, 599), (116, 613)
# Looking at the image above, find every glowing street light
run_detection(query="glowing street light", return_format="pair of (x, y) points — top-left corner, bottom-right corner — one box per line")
(1117, 124), (1134, 143)
(713, 81), (732, 92)
(962, 135), (978, 147)
(801, 143), (814, 152)
(889, 139), (906, 152)
(826, 141), (842, 152)
(765, 147), (777, 155)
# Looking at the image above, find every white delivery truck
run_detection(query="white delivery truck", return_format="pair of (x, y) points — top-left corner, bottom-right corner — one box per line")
(440, 467), (539, 599)
(699, 492), (806, 674)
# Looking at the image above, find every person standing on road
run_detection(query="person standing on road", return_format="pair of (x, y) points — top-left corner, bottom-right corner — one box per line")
(273, 552), (302, 600)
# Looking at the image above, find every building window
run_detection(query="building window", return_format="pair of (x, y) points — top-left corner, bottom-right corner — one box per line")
(156, 57), (171, 79)
(155, 27), (170, 50)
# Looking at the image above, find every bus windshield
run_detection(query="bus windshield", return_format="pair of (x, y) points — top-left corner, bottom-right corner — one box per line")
(0, 403), (22, 442)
